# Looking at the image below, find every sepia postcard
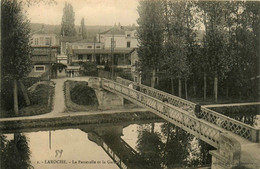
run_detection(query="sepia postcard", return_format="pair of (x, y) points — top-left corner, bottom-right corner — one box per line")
(0, 0), (259, 169)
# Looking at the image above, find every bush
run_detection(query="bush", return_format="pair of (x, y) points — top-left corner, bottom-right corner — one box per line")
(1, 82), (54, 117)
(70, 83), (98, 105)
(21, 77), (40, 88)
(81, 62), (98, 76)
(115, 69), (133, 81)
(30, 84), (51, 105)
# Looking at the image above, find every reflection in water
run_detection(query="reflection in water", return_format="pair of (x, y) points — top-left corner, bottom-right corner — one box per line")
(1, 107), (258, 169)
(0, 121), (217, 169)
(0, 133), (32, 169)
(134, 123), (214, 169)
(1, 129), (119, 169)
(136, 123), (163, 169)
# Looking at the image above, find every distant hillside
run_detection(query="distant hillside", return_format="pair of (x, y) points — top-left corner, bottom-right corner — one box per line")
(30, 23), (112, 40)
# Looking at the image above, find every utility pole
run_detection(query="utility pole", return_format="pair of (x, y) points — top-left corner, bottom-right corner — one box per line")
(49, 38), (52, 81)
(111, 27), (114, 79)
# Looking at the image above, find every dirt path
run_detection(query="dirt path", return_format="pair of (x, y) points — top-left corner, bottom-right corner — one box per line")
(49, 78), (66, 115)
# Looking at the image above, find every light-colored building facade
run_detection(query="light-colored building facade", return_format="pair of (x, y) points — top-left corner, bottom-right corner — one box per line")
(66, 25), (139, 77)
(98, 29), (138, 49)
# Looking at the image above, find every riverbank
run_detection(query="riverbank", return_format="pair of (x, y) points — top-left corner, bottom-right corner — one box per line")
(0, 108), (160, 132)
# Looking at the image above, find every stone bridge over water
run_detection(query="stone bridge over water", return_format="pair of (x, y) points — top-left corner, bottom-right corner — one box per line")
(89, 77), (260, 169)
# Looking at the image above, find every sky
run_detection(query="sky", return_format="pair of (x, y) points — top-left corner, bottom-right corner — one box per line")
(24, 0), (139, 26)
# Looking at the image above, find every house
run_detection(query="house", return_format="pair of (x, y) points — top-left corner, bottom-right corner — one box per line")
(28, 34), (60, 79)
(66, 24), (139, 77)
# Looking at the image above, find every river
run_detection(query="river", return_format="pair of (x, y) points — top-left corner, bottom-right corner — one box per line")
(0, 105), (259, 169)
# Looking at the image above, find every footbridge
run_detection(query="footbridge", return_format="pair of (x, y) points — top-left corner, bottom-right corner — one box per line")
(81, 125), (148, 169)
(99, 77), (260, 169)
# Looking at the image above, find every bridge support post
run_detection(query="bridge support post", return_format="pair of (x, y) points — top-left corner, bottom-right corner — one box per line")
(95, 89), (124, 110)
(210, 133), (241, 169)
(89, 77), (124, 110)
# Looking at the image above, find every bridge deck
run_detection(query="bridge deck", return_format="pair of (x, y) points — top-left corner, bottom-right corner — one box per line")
(101, 78), (259, 146)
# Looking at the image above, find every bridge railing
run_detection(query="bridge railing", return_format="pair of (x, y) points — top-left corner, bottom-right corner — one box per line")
(102, 78), (223, 147)
(102, 140), (128, 169)
(116, 77), (195, 108)
(115, 77), (259, 143)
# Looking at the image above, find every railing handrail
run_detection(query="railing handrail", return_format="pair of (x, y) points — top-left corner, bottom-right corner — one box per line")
(105, 78), (216, 125)
(116, 77), (195, 106)
(115, 77), (259, 143)
(102, 78), (224, 147)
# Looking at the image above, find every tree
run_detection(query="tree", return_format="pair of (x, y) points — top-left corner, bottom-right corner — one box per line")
(137, 0), (164, 88)
(1, 133), (32, 169)
(198, 1), (232, 102)
(81, 18), (87, 39)
(162, 0), (192, 98)
(61, 2), (76, 36)
(160, 123), (192, 168)
(81, 62), (97, 76)
(136, 124), (163, 169)
(1, 0), (32, 115)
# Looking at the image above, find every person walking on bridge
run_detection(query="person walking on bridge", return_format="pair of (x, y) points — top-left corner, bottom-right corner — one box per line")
(162, 98), (171, 117)
(128, 82), (134, 89)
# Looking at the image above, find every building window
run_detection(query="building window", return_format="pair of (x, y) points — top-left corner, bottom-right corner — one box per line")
(96, 46), (100, 49)
(155, 77), (159, 84)
(34, 38), (38, 45)
(127, 41), (131, 48)
(88, 46), (92, 48)
(87, 54), (92, 60)
(35, 65), (45, 72)
(78, 55), (83, 60)
(40, 37), (44, 45)
(45, 37), (50, 45)
(127, 34), (131, 37)
(134, 76), (138, 82)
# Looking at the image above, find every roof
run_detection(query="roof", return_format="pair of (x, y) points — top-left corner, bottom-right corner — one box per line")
(100, 26), (136, 35)
(73, 48), (133, 54)
(69, 40), (102, 45)
(72, 39), (97, 43)
(61, 36), (83, 42)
